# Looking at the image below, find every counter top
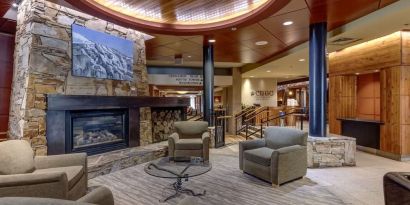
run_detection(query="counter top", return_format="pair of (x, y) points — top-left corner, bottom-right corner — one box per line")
(337, 118), (384, 124)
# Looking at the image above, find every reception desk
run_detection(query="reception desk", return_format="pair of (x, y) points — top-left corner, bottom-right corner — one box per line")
(337, 118), (383, 149)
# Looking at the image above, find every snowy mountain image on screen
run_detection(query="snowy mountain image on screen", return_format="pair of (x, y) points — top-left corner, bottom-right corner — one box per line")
(72, 24), (134, 81)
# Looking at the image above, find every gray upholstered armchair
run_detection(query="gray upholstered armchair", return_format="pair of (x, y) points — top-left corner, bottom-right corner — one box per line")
(0, 186), (114, 205)
(0, 140), (87, 200)
(168, 121), (210, 161)
(239, 126), (308, 186)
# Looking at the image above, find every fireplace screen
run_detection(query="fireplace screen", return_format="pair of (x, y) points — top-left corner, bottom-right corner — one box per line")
(69, 110), (128, 154)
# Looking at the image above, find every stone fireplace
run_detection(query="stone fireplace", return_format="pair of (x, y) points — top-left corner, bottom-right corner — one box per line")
(46, 95), (189, 155)
(8, 0), (155, 155)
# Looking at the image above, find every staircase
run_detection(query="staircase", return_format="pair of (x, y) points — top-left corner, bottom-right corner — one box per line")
(238, 125), (266, 139)
(187, 115), (203, 121)
(234, 106), (307, 140)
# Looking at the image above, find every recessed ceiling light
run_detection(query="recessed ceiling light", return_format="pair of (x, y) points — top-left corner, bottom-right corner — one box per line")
(298, 58), (305, 62)
(208, 39), (216, 43)
(250, 76), (254, 78)
(283, 21), (293, 26)
(266, 70), (271, 73)
(355, 73), (360, 75)
(231, 27), (237, 31)
(374, 70), (379, 72)
(187, 55), (192, 58)
(255, 41), (268, 46)
(12, 3), (18, 7)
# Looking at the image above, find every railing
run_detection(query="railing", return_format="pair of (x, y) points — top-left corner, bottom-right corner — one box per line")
(234, 106), (256, 135)
(243, 108), (308, 140)
(187, 109), (202, 121)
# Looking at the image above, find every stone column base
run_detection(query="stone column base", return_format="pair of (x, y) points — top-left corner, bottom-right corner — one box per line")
(208, 127), (215, 148)
(307, 135), (356, 168)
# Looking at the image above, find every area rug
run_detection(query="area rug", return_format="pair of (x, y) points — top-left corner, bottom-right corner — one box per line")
(90, 145), (345, 205)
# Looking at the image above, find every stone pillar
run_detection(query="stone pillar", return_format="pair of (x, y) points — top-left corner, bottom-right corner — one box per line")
(202, 40), (214, 124)
(228, 67), (242, 135)
(309, 22), (328, 137)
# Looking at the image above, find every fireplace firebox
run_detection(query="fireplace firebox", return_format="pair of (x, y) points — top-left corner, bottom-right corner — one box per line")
(66, 109), (129, 155)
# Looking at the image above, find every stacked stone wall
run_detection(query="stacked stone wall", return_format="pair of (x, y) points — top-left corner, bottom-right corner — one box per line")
(9, 0), (152, 155)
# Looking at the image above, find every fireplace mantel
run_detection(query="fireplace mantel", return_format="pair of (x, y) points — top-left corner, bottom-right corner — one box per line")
(46, 95), (190, 155)
(47, 95), (190, 110)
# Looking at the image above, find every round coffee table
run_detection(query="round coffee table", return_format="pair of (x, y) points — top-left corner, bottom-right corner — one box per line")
(144, 157), (212, 202)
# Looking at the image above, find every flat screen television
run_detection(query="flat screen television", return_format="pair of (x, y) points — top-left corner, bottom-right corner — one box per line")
(71, 24), (134, 81)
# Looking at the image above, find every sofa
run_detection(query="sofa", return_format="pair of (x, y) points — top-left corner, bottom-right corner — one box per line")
(0, 140), (87, 200)
(384, 172), (410, 205)
(168, 121), (210, 161)
(0, 186), (114, 205)
(239, 126), (308, 186)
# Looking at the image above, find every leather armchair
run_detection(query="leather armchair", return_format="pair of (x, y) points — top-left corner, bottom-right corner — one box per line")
(384, 172), (410, 205)
(168, 121), (210, 161)
(0, 186), (114, 205)
(239, 126), (308, 186)
(0, 140), (87, 200)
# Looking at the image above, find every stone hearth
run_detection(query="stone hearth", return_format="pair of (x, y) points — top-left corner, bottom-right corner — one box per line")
(88, 141), (168, 179)
(307, 135), (356, 168)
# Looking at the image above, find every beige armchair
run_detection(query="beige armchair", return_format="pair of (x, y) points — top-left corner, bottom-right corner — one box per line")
(0, 140), (87, 200)
(168, 121), (210, 161)
(0, 186), (114, 205)
(239, 126), (308, 186)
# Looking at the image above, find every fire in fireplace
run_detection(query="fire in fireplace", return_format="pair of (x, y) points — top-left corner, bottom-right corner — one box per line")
(67, 109), (129, 155)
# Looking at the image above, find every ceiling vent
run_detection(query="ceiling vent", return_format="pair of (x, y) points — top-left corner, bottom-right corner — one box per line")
(329, 37), (361, 46)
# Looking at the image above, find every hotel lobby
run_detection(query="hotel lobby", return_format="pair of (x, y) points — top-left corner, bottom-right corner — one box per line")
(0, 0), (410, 204)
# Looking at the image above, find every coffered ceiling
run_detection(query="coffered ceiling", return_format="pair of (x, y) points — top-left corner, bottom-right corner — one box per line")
(243, 0), (410, 81)
(145, 0), (398, 67)
(0, 0), (399, 69)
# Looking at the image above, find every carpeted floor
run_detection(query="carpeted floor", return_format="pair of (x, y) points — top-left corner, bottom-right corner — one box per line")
(90, 145), (345, 205)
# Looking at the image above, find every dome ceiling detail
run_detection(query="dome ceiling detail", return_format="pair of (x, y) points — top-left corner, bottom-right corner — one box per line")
(65, 0), (291, 35)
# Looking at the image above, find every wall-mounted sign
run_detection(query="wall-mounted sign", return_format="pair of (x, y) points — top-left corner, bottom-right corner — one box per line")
(148, 74), (232, 86)
(251, 90), (275, 97)
(242, 78), (277, 107)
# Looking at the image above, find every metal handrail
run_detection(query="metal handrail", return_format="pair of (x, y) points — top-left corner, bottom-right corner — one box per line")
(234, 106), (256, 135)
(261, 111), (299, 124)
(245, 106), (266, 118)
(244, 106), (268, 123)
(245, 111), (307, 139)
(234, 106), (255, 119)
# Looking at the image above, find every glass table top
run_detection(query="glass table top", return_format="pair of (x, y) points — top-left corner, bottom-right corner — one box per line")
(144, 157), (212, 179)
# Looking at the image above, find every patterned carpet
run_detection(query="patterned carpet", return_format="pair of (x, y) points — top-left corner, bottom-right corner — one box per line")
(90, 145), (345, 205)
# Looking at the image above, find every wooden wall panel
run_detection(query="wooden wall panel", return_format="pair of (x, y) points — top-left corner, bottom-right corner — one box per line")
(0, 33), (14, 140)
(401, 32), (410, 65)
(400, 66), (410, 154)
(329, 32), (402, 75)
(328, 31), (410, 157)
(328, 75), (357, 134)
(380, 67), (401, 154)
(357, 73), (381, 120)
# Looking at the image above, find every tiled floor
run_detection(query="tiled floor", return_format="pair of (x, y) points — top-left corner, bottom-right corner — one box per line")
(221, 143), (410, 205)
(308, 151), (410, 205)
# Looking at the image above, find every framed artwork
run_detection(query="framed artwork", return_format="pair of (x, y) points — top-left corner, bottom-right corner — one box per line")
(71, 24), (134, 81)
